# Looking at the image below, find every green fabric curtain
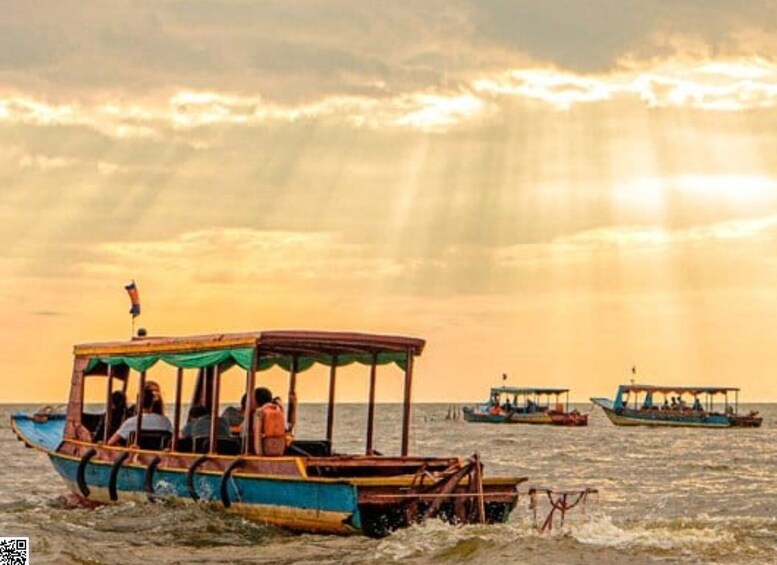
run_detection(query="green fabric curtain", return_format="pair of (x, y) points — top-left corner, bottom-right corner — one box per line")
(84, 348), (408, 374)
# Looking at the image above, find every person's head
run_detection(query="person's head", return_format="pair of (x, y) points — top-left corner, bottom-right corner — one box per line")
(144, 380), (164, 414)
(254, 387), (273, 407)
(145, 380), (162, 401)
(111, 390), (127, 411)
(188, 405), (209, 420)
(141, 387), (155, 412)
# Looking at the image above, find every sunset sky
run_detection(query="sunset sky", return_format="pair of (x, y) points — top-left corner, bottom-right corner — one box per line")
(3, 1), (777, 403)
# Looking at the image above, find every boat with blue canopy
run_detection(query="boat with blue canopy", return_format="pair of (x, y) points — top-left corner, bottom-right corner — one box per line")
(11, 330), (526, 537)
(463, 386), (588, 426)
(591, 384), (762, 428)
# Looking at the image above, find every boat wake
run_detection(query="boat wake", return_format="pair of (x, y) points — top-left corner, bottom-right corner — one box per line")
(372, 512), (777, 563)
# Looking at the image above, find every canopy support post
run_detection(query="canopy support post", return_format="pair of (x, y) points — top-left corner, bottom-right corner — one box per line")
(366, 353), (378, 455)
(104, 365), (113, 443)
(287, 356), (298, 434)
(326, 355), (338, 445)
(171, 367), (183, 453)
(401, 349), (414, 457)
(244, 348), (258, 455)
(208, 365), (221, 454)
(133, 371), (147, 448)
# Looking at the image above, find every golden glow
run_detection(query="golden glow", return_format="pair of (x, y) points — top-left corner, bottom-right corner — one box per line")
(3, 8), (777, 404)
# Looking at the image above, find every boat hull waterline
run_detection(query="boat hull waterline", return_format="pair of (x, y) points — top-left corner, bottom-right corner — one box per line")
(591, 398), (763, 428)
(462, 408), (588, 426)
(12, 412), (522, 537)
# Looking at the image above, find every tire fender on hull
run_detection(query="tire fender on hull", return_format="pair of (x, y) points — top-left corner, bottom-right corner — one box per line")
(220, 457), (246, 508)
(144, 455), (162, 501)
(187, 455), (211, 501)
(76, 448), (97, 498)
(109, 452), (130, 501)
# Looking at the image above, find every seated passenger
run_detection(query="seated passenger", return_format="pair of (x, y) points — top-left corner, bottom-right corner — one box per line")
(692, 397), (703, 411)
(107, 388), (173, 446)
(221, 394), (246, 434)
(93, 390), (128, 442)
(182, 405), (231, 443)
(252, 387), (286, 456)
(126, 380), (166, 417)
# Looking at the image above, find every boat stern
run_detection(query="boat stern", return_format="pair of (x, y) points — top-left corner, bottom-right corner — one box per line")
(352, 458), (525, 538)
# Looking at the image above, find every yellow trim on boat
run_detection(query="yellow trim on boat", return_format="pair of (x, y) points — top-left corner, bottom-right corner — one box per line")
(74, 336), (257, 356)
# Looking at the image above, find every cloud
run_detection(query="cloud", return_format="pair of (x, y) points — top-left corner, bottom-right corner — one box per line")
(474, 59), (777, 111)
(3, 1), (776, 105)
(495, 214), (777, 268)
(86, 229), (409, 287)
(2, 57), (775, 144)
(471, 0), (777, 72)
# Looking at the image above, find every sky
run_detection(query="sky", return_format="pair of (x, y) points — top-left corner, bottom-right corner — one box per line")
(3, 1), (777, 403)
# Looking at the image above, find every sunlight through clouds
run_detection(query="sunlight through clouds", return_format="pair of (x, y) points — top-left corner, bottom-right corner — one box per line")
(2, 59), (776, 140)
(475, 58), (777, 111)
(4, 1), (777, 401)
(615, 175), (777, 212)
(88, 229), (408, 286)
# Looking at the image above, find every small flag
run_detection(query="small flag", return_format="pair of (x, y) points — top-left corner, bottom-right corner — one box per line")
(631, 365), (636, 374)
(125, 280), (141, 317)
(502, 373), (508, 381)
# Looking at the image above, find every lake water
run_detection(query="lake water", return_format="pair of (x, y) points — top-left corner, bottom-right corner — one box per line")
(2, 402), (776, 564)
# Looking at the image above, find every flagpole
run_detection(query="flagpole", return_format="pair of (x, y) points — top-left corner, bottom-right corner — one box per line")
(125, 280), (141, 339)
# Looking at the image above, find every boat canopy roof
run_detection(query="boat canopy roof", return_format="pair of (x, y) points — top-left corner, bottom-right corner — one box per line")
(490, 386), (569, 395)
(617, 384), (739, 395)
(77, 330), (425, 374)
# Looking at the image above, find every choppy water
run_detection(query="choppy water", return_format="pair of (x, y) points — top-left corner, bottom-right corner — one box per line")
(3, 403), (777, 564)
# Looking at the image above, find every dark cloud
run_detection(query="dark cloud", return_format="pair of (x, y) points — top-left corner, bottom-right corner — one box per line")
(2, 0), (775, 99)
(472, 0), (777, 72)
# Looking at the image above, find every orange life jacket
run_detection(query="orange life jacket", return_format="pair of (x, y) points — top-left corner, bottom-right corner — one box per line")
(260, 403), (285, 438)
(258, 403), (286, 456)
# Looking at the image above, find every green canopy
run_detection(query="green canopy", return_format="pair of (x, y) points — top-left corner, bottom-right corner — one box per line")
(84, 348), (408, 374)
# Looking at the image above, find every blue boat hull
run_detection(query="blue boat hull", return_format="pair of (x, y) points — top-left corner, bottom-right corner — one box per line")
(12, 413), (523, 537)
(591, 398), (740, 428)
(49, 452), (362, 534)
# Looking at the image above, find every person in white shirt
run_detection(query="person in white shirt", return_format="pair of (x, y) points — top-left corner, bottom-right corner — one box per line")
(107, 387), (173, 446)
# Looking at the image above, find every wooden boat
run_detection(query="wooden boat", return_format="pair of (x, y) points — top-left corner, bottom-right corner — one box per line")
(462, 387), (588, 426)
(591, 384), (763, 428)
(11, 330), (526, 537)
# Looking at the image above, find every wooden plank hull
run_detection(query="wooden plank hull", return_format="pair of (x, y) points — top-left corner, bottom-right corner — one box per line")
(51, 452), (362, 534)
(13, 413), (524, 538)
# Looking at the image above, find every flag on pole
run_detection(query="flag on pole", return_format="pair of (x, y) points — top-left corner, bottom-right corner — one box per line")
(125, 280), (141, 317)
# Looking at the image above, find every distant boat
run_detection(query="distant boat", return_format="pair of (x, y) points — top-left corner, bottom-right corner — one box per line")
(591, 384), (762, 428)
(462, 387), (588, 426)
